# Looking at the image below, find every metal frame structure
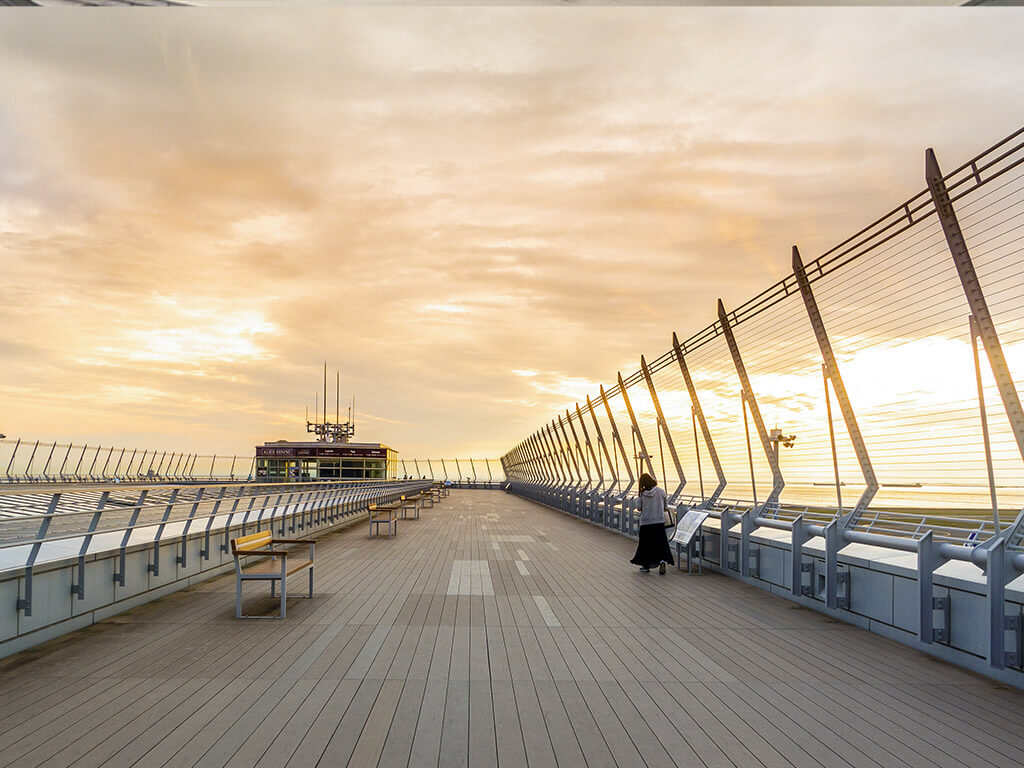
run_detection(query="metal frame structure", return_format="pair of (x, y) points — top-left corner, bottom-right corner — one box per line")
(503, 126), (1024, 678)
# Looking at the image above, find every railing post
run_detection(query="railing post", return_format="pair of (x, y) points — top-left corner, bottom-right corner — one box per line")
(24, 440), (40, 481)
(111, 447), (127, 478)
(148, 488), (180, 576)
(4, 438), (20, 480)
(74, 491), (109, 599)
(40, 441), (57, 482)
(114, 490), (148, 587)
(58, 442), (74, 482)
(825, 520), (840, 610)
(17, 493), (61, 616)
(73, 443), (88, 481)
(793, 247), (878, 526)
(791, 515), (809, 597)
(718, 300), (784, 507)
(177, 487), (206, 567)
(987, 537), (1007, 669)
(86, 445), (103, 482)
(99, 446), (115, 480)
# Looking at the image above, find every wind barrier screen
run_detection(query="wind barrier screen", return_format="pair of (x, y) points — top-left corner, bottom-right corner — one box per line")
(504, 126), (1024, 539)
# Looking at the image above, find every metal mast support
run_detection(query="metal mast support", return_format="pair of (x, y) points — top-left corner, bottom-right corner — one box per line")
(673, 334), (726, 505)
(717, 300), (784, 507)
(576, 402), (604, 521)
(618, 372), (655, 534)
(587, 394), (618, 524)
(927, 149), (1024, 472)
(927, 148), (1024, 669)
(719, 300), (786, 583)
(640, 355), (686, 502)
(793, 247), (878, 528)
(618, 372), (655, 479)
(601, 384), (635, 492)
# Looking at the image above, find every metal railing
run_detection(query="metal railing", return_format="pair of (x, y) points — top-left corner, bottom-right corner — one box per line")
(399, 458), (505, 487)
(0, 439), (256, 484)
(503, 124), (1024, 673)
(0, 478), (432, 617)
(0, 442), (509, 487)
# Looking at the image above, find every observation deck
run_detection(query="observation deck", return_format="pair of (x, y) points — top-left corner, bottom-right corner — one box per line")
(2, 490), (1023, 768)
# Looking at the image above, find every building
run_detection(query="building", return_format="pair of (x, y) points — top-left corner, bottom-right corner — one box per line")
(255, 441), (398, 481)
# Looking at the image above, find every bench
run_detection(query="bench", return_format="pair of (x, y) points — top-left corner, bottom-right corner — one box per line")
(400, 493), (425, 519)
(369, 501), (399, 538)
(231, 530), (315, 619)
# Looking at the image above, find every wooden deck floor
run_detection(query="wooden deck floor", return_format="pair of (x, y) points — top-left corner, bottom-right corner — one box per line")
(2, 490), (1024, 768)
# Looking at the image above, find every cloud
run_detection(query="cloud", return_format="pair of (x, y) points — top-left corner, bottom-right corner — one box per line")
(0, 9), (1023, 459)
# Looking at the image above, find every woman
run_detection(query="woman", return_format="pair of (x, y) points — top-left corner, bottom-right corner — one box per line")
(629, 473), (674, 574)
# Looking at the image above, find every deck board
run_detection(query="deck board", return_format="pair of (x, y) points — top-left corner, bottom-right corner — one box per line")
(2, 490), (1024, 768)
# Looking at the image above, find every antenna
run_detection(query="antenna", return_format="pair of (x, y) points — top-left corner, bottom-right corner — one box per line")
(323, 361), (327, 433)
(336, 371), (340, 425)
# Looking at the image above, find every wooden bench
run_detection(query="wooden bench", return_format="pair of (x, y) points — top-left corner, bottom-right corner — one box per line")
(400, 493), (425, 519)
(369, 501), (399, 538)
(231, 530), (315, 619)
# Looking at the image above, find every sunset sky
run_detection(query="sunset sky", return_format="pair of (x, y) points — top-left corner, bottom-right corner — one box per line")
(2, 9), (1024, 461)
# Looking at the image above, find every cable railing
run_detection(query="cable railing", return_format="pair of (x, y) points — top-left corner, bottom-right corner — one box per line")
(502, 125), (1024, 673)
(0, 439), (256, 484)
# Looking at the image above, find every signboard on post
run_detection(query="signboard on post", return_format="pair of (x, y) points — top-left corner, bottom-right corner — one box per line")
(670, 507), (709, 547)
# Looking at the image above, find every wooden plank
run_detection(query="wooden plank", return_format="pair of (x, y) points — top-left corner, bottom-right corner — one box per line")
(511, 678), (557, 768)
(407, 678), (447, 768)
(3, 490), (1024, 768)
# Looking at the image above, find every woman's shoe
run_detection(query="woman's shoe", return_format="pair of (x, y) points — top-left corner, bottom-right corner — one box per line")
(659, 562), (667, 575)
(640, 566), (650, 573)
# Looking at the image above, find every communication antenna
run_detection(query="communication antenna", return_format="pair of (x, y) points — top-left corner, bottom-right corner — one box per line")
(336, 371), (340, 425)
(323, 361), (327, 434)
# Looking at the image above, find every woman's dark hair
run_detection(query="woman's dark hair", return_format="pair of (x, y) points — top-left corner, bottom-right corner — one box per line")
(639, 473), (657, 493)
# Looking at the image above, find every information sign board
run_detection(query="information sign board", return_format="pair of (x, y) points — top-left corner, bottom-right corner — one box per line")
(670, 508), (709, 547)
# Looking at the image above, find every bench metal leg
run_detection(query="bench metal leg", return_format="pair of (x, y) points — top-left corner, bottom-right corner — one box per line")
(281, 572), (287, 618)
(236, 578), (242, 619)
(308, 566), (314, 598)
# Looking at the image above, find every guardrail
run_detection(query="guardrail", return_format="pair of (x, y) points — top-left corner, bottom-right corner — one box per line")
(0, 439), (255, 484)
(0, 442), (509, 486)
(0, 478), (431, 656)
(503, 124), (1024, 679)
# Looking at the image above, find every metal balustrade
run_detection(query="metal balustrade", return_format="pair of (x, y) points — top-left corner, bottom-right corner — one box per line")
(502, 125), (1024, 675)
(0, 442), (508, 487)
(0, 478), (431, 618)
(0, 440), (256, 484)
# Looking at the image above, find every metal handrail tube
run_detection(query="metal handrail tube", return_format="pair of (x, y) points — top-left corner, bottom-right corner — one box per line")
(0, 479), (429, 553)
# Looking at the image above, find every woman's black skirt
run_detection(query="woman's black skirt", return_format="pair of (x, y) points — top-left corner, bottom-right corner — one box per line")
(630, 523), (675, 568)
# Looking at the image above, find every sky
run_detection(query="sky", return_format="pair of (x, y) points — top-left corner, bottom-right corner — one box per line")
(2, 8), (1024, 461)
